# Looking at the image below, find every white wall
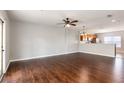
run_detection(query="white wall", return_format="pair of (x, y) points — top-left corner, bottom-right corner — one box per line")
(96, 31), (124, 53)
(0, 11), (10, 73)
(10, 21), (79, 61)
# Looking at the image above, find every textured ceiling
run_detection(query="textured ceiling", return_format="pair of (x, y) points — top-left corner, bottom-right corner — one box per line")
(7, 10), (124, 33)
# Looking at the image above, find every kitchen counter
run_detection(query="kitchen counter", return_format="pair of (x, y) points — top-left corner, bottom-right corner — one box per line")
(79, 43), (116, 57)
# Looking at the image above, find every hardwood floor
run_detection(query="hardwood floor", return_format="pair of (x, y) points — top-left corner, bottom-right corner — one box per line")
(1, 52), (124, 83)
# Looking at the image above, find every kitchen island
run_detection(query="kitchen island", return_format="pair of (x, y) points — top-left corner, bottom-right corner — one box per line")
(79, 43), (116, 57)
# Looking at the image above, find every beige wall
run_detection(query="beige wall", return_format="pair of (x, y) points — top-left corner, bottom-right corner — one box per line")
(10, 20), (79, 61)
(96, 31), (124, 53)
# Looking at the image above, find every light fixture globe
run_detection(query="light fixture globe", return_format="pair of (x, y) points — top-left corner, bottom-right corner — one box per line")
(66, 24), (70, 27)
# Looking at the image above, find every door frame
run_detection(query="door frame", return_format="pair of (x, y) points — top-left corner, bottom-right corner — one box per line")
(0, 18), (4, 78)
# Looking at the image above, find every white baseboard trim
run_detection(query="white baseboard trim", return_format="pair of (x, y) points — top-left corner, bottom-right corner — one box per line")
(0, 74), (4, 82)
(10, 51), (78, 62)
(3, 62), (10, 73)
(0, 62), (10, 81)
(79, 51), (115, 57)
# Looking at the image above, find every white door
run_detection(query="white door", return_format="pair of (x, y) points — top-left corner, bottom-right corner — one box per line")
(0, 19), (3, 77)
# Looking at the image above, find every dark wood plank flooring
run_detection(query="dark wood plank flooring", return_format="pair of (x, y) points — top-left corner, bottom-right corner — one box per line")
(1, 52), (124, 83)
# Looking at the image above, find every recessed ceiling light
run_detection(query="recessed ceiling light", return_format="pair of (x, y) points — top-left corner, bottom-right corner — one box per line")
(111, 19), (116, 22)
(107, 14), (112, 18)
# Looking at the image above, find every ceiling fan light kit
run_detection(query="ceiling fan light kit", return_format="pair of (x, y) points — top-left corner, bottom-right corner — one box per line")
(66, 24), (71, 27)
(57, 17), (78, 27)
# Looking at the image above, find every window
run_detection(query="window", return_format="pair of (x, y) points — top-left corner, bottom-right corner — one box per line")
(104, 36), (121, 48)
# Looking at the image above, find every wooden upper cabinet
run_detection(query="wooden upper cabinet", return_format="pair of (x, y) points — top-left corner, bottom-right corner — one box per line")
(80, 35), (83, 41)
(92, 34), (97, 39)
(80, 34), (97, 43)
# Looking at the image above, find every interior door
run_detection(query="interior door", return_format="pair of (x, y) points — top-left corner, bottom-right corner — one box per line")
(0, 19), (3, 77)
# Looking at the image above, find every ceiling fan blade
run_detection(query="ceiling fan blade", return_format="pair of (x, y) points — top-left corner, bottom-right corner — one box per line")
(63, 19), (67, 23)
(70, 24), (76, 26)
(70, 20), (78, 23)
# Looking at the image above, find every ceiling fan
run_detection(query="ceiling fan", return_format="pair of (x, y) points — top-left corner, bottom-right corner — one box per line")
(57, 18), (78, 27)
